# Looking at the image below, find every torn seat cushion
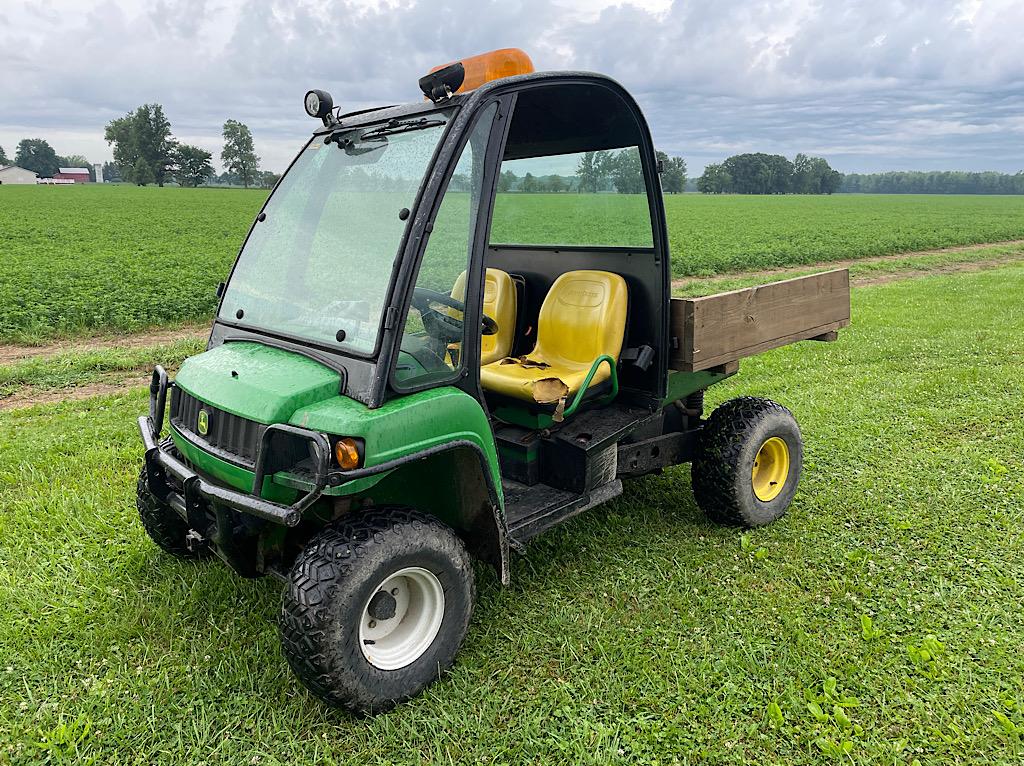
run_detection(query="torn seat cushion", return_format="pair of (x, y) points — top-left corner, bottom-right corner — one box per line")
(480, 269), (627, 403)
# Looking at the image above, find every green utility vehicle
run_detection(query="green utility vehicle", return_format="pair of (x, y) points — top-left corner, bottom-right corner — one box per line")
(138, 49), (850, 713)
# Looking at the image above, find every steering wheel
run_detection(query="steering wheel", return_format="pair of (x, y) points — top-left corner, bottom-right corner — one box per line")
(411, 287), (498, 341)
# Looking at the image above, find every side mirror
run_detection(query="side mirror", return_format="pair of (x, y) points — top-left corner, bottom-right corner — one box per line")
(216, 281), (226, 299)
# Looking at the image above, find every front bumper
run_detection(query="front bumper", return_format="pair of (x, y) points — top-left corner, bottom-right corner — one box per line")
(138, 367), (331, 528)
(139, 414), (330, 527)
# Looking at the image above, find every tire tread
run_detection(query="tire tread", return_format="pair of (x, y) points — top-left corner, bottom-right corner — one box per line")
(278, 507), (474, 713)
(692, 396), (799, 526)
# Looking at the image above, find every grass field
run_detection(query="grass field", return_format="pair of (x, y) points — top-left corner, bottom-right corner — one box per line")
(2, 266), (1023, 763)
(1, 185), (1022, 342)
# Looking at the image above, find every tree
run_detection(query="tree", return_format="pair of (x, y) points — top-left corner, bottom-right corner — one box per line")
(576, 152), (603, 193)
(102, 161), (122, 183)
(497, 169), (517, 192)
(657, 151), (687, 193)
(697, 163), (731, 194)
(792, 153), (812, 193)
(610, 150), (645, 194)
(105, 104), (177, 186)
(257, 170), (281, 189)
(214, 171), (239, 186)
(221, 120), (260, 188)
(791, 154), (842, 194)
(697, 152), (845, 194)
(546, 175), (567, 193)
(722, 153), (793, 194)
(15, 139), (60, 177)
(0, 145), (8, 165)
(521, 172), (538, 193)
(172, 144), (214, 187)
(131, 157), (155, 186)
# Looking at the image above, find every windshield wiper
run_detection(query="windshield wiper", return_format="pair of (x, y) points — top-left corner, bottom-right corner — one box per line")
(347, 117), (446, 142)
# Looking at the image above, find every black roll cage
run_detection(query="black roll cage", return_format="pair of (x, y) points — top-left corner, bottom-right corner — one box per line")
(208, 71), (671, 408)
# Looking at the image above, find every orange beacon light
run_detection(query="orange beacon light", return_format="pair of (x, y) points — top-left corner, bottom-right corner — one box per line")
(427, 48), (535, 96)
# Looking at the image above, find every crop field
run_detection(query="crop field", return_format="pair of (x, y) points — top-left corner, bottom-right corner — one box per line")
(1, 185), (1023, 342)
(2, 265), (1023, 763)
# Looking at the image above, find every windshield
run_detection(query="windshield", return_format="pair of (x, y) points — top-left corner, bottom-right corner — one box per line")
(218, 111), (451, 354)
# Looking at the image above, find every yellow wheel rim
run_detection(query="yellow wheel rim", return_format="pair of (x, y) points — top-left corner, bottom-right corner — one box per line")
(752, 436), (790, 502)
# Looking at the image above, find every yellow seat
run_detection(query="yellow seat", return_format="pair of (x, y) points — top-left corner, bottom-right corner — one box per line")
(481, 270), (627, 403)
(451, 268), (518, 365)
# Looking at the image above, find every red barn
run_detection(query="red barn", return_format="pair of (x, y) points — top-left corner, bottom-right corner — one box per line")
(54, 167), (91, 183)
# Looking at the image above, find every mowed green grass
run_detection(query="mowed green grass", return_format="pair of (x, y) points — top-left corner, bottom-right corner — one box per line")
(2, 184), (1023, 342)
(1, 266), (1022, 763)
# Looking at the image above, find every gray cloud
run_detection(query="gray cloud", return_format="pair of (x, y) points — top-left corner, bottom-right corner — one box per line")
(1, 0), (1021, 174)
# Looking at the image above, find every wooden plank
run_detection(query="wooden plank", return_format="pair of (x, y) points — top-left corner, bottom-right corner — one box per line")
(708, 360), (739, 375)
(809, 330), (839, 342)
(669, 269), (851, 372)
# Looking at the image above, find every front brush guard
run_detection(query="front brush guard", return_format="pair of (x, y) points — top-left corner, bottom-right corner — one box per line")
(139, 367), (331, 528)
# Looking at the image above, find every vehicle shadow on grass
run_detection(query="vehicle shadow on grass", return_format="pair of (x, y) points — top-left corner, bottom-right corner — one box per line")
(505, 467), (725, 588)
(120, 470), (752, 725)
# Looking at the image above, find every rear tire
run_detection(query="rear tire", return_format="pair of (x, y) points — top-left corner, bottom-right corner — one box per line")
(691, 396), (803, 527)
(136, 462), (208, 559)
(278, 508), (475, 714)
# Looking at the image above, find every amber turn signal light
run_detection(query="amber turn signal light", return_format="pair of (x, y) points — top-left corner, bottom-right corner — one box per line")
(334, 437), (362, 470)
(428, 48), (534, 96)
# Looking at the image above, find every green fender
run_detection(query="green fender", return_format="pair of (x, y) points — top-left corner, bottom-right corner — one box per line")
(290, 386), (502, 502)
(290, 386), (508, 581)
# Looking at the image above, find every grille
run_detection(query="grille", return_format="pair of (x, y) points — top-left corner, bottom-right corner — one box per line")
(170, 387), (265, 467)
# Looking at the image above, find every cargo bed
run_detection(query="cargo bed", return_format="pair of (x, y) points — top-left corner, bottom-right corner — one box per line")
(669, 269), (852, 372)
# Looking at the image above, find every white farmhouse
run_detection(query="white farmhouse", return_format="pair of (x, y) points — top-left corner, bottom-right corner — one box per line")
(0, 165), (39, 184)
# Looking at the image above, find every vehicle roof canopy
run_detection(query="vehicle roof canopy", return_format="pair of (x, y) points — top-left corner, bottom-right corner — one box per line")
(502, 82), (644, 160)
(330, 71), (645, 161)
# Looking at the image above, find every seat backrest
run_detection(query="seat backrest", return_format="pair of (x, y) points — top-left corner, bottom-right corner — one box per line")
(535, 270), (628, 368)
(451, 268), (518, 365)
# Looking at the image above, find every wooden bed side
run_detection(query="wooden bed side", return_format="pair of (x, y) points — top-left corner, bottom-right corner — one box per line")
(669, 269), (851, 372)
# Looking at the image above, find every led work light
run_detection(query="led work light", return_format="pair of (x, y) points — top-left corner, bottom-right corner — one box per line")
(304, 89), (335, 125)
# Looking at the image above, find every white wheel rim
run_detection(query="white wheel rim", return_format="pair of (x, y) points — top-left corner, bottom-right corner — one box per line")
(358, 567), (445, 670)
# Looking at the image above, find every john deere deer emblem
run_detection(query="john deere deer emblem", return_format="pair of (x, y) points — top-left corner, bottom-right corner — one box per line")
(197, 409), (209, 436)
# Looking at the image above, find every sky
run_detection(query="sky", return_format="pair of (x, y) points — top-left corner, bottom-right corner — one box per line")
(1, 0), (1022, 176)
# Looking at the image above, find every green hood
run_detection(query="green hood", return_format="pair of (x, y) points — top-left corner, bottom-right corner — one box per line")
(174, 342), (341, 424)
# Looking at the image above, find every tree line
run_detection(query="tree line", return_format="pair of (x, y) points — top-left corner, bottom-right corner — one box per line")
(491, 149), (686, 194)
(11, 124), (1023, 197)
(841, 171), (1024, 194)
(2, 104), (278, 189)
(697, 153), (842, 194)
(104, 104), (272, 188)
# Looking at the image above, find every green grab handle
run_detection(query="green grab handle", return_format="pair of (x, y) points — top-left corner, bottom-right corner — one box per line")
(561, 355), (618, 419)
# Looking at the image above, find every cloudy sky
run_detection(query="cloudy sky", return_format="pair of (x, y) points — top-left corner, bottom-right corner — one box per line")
(1, 0), (1022, 175)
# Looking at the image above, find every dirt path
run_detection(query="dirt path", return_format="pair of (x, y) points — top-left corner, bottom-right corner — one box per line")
(849, 255), (1024, 286)
(671, 239), (1024, 290)
(0, 376), (153, 412)
(0, 324), (207, 366)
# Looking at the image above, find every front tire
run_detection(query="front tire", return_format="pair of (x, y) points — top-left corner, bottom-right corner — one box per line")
(278, 508), (475, 714)
(691, 397), (803, 527)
